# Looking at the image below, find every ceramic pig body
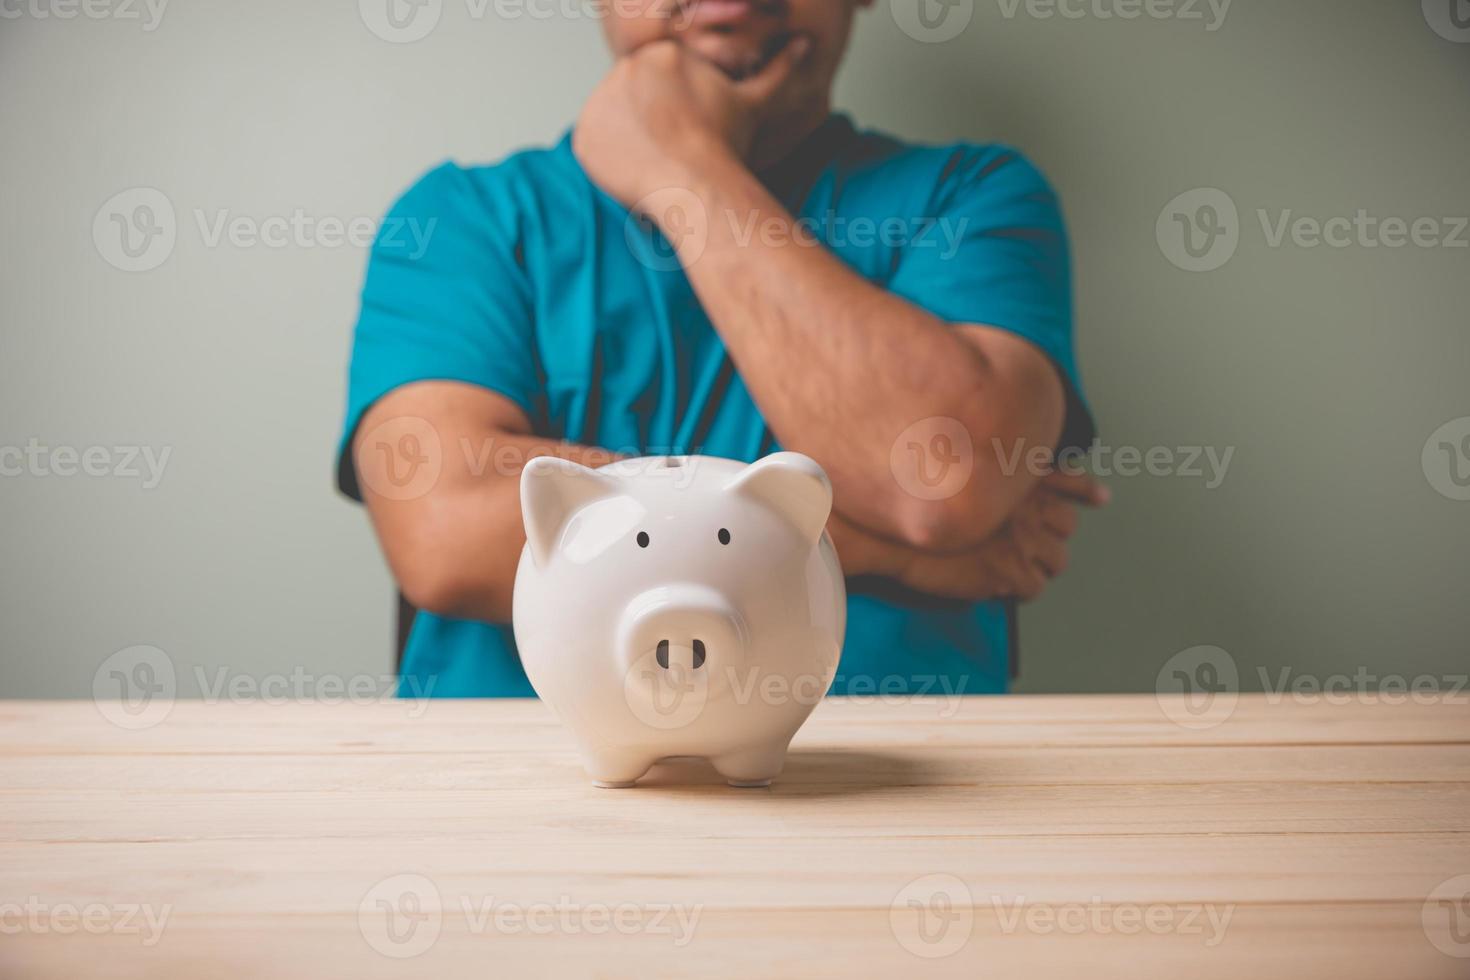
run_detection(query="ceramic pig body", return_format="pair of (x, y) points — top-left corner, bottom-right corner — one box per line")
(512, 453), (846, 788)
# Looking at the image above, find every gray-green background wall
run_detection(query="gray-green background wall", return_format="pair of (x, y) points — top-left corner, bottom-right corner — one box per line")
(2, 0), (1466, 697)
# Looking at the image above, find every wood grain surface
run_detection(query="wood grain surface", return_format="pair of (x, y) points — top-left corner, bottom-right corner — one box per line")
(1, 695), (1467, 979)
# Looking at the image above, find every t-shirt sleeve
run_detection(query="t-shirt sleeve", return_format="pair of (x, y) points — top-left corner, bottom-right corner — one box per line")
(886, 146), (1095, 450)
(335, 161), (540, 500)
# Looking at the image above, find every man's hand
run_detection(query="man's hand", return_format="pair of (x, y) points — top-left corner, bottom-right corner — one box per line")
(905, 470), (1108, 601)
(573, 36), (811, 208)
(833, 470), (1109, 603)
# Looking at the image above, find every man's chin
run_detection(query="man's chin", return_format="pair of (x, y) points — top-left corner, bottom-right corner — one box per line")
(681, 32), (790, 80)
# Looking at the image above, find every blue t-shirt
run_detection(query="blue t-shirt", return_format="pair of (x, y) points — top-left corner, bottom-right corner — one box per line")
(338, 115), (1093, 698)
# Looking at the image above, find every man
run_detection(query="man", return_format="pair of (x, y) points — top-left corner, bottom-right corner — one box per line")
(338, 0), (1106, 697)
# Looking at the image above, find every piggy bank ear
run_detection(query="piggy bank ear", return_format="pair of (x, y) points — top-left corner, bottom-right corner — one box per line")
(724, 452), (833, 544)
(520, 457), (618, 569)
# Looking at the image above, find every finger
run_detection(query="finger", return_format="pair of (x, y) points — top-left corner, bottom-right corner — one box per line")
(997, 540), (1046, 602)
(1030, 532), (1070, 579)
(1010, 562), (1047, 602)
(1040, 468), (1111, 506)
(1036, 494), (1078, 537)
(735, 33), (811, 103)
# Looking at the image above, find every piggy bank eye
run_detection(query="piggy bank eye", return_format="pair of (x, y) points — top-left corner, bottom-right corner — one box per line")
(717, 528), (731, 545)
(636, 531), (650, 548)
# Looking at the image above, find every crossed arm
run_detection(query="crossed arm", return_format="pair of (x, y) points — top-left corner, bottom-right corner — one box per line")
(356, 379), (1095, 623)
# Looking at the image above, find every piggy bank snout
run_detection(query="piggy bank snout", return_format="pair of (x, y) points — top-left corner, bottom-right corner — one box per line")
(617, 585), (746, 675)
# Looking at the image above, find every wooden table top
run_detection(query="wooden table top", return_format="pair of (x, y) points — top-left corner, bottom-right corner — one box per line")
(2, 695), (1468, 979)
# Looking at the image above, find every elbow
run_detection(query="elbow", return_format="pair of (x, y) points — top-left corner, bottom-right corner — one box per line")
(891, 488), (1008, 554)
(397, 565), (471, 619)
(396, 562), (511, 623)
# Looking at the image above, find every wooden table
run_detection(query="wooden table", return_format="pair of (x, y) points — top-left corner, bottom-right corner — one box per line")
(2, 695), (1468, 978)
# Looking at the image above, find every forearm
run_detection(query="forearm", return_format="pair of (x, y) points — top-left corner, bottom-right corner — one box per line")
(373, 442), (617, 623)
(825, 512), (907, 579)
(356, 384), (617, 623)
(664, 147), (1064, 550)
(370, 431), (992, 614)
(827, 512), (1023, 602)
(359, 403), (1073, 619)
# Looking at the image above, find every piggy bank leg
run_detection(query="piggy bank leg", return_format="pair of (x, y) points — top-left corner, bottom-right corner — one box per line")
(712, 743), (790, 788)
(581, 750), (654, 789)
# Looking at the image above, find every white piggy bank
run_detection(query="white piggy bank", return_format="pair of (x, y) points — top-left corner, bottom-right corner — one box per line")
(512, 452), (846, 788)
